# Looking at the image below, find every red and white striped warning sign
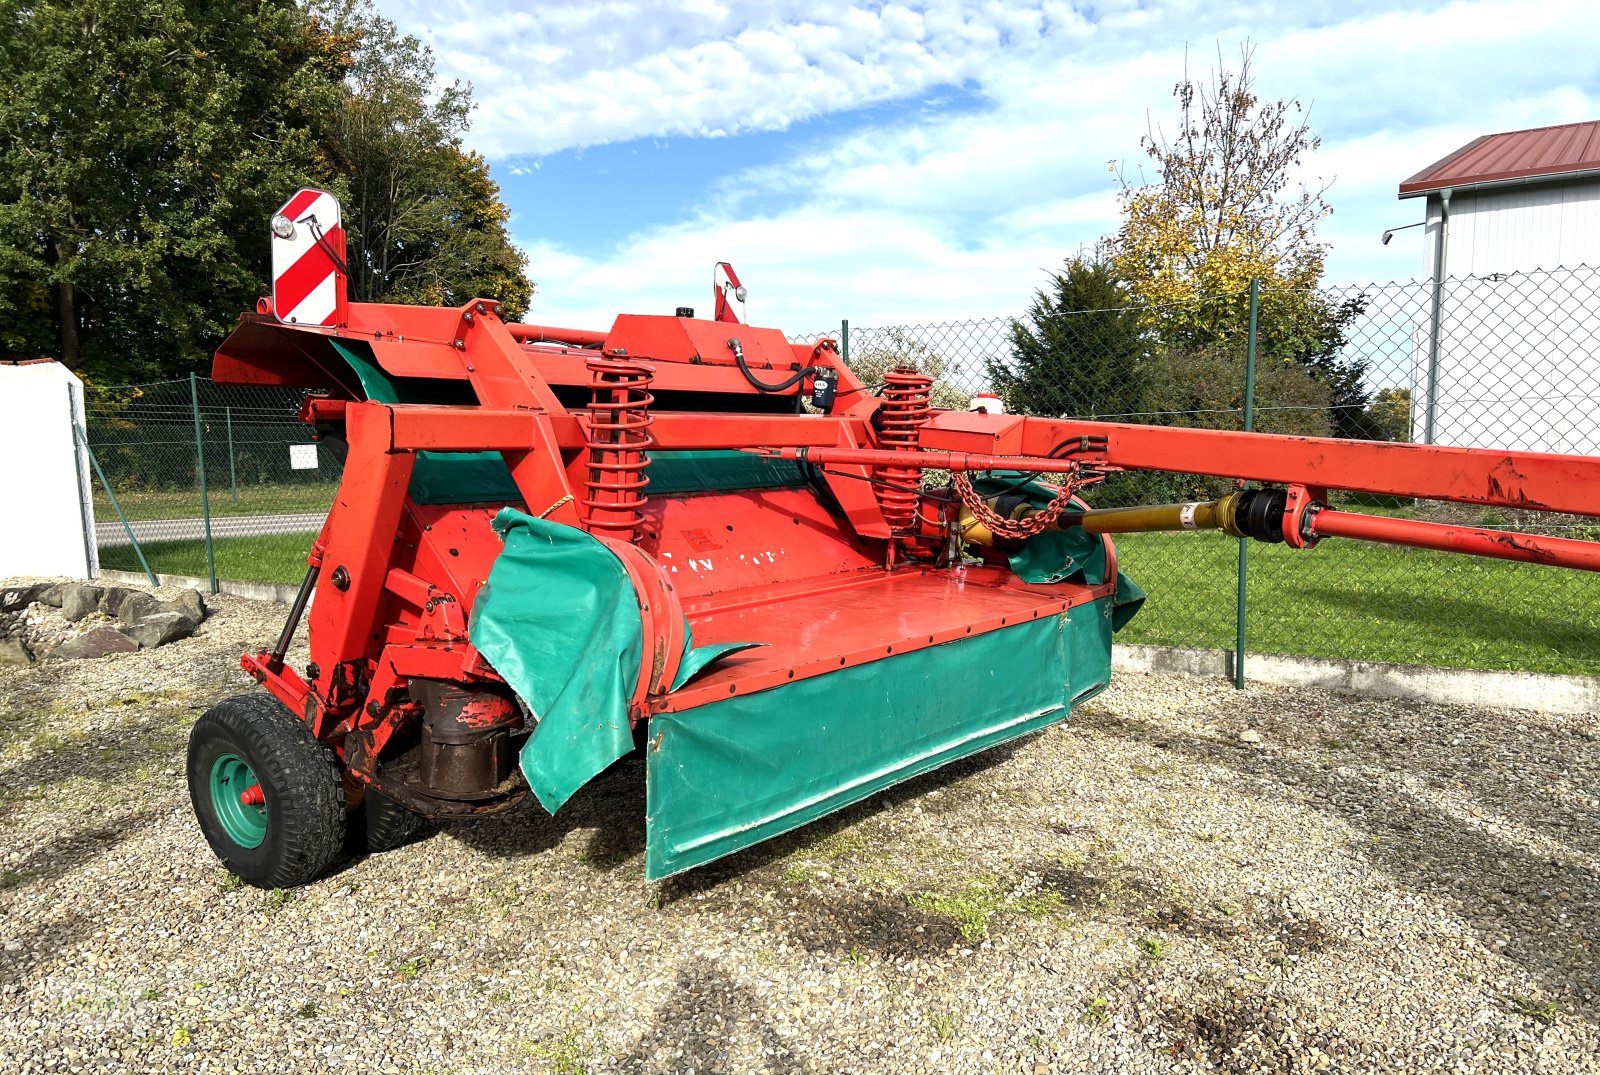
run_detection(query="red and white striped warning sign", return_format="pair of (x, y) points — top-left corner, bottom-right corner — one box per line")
(270, 188), (347, 327)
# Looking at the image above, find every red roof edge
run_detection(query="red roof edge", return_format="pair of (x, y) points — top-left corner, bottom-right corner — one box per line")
(1398, 136), (1490, 196)
(1399, 120), (1600, 197)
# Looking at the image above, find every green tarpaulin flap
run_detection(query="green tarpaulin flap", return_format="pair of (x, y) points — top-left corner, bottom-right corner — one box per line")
(1110, 571), (1146, 631)
(330, 340), (523, 505)
(471, 509), (644, 813)
(972, 474), (1145, 630)
(648, 451), (805, 495)
(673, 631), (765, 692)
(645, 599), (1114, 880)
(470, 510), (758, 812)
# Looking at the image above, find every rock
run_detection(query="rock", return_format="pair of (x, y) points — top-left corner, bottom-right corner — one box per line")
(0, 637), (32, 665)
(57, 583), (106, 622)
(1, 583), (54, 612)
(1238, 729), (1263, 745)
(160, 588), (206, 624)
(104, 588), (160, 624)
(123, 609), (200, 649)
(51, 626), (139, 660)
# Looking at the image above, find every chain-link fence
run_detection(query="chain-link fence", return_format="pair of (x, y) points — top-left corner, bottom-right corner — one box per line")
(818, 266), (1600, 677)
(81, 265), (1600, 677)
(85, 376), (338, 588)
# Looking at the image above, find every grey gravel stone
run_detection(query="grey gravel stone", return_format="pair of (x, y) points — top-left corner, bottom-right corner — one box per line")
(0, 577), (1595, 1074)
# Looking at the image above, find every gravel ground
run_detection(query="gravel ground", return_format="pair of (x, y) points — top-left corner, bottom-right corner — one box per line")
(1, 581), (1596, 1074)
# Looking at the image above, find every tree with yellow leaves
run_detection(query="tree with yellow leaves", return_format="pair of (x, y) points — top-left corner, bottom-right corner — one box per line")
(1111, 46), (1371, 438)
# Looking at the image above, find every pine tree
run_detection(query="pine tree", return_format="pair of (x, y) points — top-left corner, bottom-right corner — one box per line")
(992, 256), (1145, 419)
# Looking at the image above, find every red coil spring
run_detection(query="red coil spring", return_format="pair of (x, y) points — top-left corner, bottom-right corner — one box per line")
(583, 357), (654, 542)
(875, 368), (933, 532)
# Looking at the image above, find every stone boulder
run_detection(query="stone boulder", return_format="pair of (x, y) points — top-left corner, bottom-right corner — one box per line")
(1, 579), (208, 661)
(52, 626), (140, 660)
(58, 583), (106, 622)
(123, 610), (200, 649)
(1, 583), (61, 613)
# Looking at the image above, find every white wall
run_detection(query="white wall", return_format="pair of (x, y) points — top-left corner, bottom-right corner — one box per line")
(1409, 180), (1600, 453)
(1431, 181), (1600, 277)
(0, 361), (97, 579)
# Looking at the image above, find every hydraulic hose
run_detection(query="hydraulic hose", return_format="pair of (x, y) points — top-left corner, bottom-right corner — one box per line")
(728, 336), (823, 393)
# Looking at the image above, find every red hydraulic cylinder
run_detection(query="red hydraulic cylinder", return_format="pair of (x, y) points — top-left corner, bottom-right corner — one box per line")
(752, 446), (1077, 472)
(1309, 509), (1600, 573)
(506, 323), (609, 347)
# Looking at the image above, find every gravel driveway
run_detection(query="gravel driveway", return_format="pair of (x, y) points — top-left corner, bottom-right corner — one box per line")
(1, 587), (1595, 1074)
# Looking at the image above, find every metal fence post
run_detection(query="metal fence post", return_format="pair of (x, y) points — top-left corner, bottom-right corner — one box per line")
(73, 422), (158, 587)
(841, 319), (849, 367)
(67, 384), (97, 578)
(225, 404), (238, 504)
(1235, 279), (1260, 689)
(190, 372), (218, 594)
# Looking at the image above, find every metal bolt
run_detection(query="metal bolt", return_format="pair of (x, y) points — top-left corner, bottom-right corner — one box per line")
(331, 566), (351, 591)
(454, 339), (466, 350)
(475, 302), (487, 314)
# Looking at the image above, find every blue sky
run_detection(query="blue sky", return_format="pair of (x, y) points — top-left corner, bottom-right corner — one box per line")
(382, 0), (1600, 332)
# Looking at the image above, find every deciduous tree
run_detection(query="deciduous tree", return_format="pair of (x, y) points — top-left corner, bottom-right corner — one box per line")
(0, 0), (342, 379)
(1110, 45), (1369, 436)
(0, 0), (532, 381)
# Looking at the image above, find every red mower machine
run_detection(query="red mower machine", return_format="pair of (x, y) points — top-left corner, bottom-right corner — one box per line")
(188, 189), (1600, 887)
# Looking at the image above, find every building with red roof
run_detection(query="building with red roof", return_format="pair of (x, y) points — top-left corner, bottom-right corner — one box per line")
(1397, 121), (1600, 453)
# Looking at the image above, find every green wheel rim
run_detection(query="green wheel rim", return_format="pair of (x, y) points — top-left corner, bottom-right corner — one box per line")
(210, 753), (267, 849)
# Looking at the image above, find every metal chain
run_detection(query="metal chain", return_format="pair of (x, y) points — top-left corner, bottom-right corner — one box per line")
(951, 469), (1081, 539)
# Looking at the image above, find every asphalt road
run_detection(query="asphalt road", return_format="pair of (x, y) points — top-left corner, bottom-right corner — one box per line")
(94, 511), (326, 546)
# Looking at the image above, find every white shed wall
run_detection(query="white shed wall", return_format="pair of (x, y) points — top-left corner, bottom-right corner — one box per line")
(1425, 180), (1600, 277)
(0, 362), (97, 579)
(1409, 179), (1600, 453)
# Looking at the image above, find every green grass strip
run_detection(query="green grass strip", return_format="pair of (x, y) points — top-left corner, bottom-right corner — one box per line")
(101, 529), (1600, 677)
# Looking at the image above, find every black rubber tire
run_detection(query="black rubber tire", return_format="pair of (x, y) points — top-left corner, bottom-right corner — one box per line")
(351, 789), (428, 854)
(187, 693), (345, 889)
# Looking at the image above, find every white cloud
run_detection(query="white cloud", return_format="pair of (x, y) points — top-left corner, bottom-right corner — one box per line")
(388, 0), (1060, 156)
(386, 0), (1600, 326)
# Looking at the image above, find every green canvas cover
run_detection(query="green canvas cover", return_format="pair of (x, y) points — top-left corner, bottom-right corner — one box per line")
(642, 477), (1146, 879)
(470, 510), (644, 813)
(469, 509), (757, 813)
(644, 598), (1116, 879)
(971, 474), (1147, 630)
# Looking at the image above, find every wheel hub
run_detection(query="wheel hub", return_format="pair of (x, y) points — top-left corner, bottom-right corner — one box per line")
(209, 753), (267, 848)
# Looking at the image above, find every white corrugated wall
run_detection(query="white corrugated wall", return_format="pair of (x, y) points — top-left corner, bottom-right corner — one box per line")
(1410, 179), (1600, 454)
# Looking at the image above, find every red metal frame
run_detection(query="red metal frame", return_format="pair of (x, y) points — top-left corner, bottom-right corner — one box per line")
(215, 283), (1600, 812)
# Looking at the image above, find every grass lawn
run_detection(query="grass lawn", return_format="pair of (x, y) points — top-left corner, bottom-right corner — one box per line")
(1113, 531), (1600, 677)
(101, 529), (1600, 677)
(92, 481), (335, 521)
(99, 533), (313, 586)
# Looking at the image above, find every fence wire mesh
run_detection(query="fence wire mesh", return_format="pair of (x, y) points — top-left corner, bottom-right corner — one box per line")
(823, 267), (1600, 676)
(86, 378), (337, 586)
(82, 265), (1600, 675)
